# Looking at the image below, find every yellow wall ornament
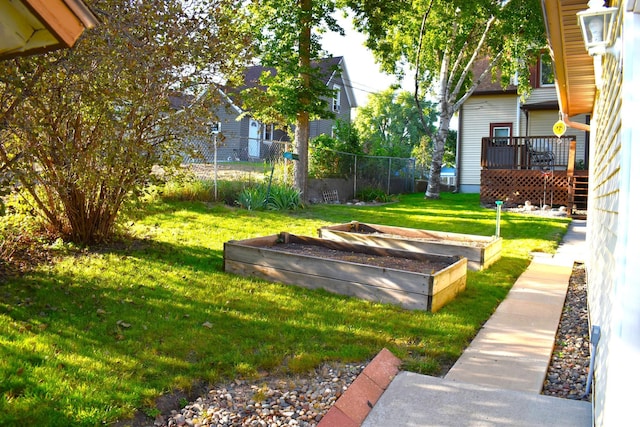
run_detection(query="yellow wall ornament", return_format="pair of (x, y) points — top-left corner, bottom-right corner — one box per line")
(553, 119), (567, 137)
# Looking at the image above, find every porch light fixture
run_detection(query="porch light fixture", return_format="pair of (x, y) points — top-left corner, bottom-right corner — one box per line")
(577, 1), (618, 57)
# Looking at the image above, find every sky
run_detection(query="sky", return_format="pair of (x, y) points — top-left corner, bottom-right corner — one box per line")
(319, 13), (413, 107)
(319, 13), (458, 130)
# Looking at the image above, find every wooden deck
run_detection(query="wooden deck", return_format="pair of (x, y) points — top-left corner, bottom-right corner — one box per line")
(480, 138), (588, 215)
(481, 136), (575, 171)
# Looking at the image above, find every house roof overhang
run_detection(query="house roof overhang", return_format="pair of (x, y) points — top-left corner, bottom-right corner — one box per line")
(0, 0), (98, 60)
(521, 100), (560, 111)
(540, 0), (596, 117)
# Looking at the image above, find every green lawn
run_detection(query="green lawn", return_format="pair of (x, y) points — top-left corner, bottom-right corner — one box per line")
(0, 192), (569, 426)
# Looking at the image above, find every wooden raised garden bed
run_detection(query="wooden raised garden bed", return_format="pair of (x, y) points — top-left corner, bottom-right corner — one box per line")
(318, 222), (501, 271)
(223, 232), (467, 312)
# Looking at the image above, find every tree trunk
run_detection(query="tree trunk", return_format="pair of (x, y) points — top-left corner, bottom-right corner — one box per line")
(294, 0), (312, 200)
(425, 109), (452, 199)
(294, 112), (309, 199)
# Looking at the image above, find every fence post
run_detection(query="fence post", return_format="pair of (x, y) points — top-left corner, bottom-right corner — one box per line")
(213, 134), (218, 201)
(353, 154), (357, 199)
(411, 158), (416, 192)
(387, 158), (392, 194)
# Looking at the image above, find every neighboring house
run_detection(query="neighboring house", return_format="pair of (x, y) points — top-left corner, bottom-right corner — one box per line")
(0, 0), (97, 60)
(457, 56), (590, 195)
(188, 56), (356, 163)
(542, 0), (639, 425)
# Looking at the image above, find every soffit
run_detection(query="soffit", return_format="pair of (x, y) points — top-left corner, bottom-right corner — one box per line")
(541, 0), (596, 116)
(0, 0), (97, 59)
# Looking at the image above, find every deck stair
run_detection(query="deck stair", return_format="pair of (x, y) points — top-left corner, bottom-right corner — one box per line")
(569, 171), (588, 219)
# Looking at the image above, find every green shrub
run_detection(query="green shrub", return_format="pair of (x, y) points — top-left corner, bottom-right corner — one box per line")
(266, 185), (303, 210)
(356, 187), (393, 203)
(159, 175), (266, 207)
(236, 184), (302, 211)
(217, 180), (251, 206)
(237, 186), (268, 210)
(161, 178), (215, 202)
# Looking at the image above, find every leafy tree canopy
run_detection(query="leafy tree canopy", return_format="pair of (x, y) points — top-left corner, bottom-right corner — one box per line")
(309, 120), (360, 178)
(354, 87), (436, 158)
(242, 0), (344, 199)
(0, 0), (252, 243)
(346, 0), (547, 198)
(242, 0), (342, 125)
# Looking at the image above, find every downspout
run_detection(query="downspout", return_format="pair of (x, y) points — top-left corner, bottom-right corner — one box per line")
(563, 113), (591, 132)
(514, 70), (521, 137)
(515, 91), (521, 136)
(455, 109), (462, 193)
(583, 325), (600, 398)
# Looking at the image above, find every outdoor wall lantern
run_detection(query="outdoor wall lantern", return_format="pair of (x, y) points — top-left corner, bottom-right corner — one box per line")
(577, 0), (618, 57)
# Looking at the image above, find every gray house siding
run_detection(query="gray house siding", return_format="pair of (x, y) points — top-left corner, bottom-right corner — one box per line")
(182, 57), (355, 164)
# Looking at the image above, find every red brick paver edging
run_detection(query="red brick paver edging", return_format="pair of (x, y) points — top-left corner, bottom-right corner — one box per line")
(318, 348), (402, 427)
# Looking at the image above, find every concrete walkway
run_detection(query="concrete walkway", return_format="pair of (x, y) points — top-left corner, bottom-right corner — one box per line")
(321, 220), (592, 426)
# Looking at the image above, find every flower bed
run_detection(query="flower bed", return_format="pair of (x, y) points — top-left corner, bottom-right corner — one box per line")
(223, 232), (467, 312)
(318, 222), (501, 271)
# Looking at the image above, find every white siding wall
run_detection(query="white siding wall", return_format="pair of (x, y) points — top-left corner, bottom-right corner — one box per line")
(565, 114), (588, 164)
(460, 87), (590, 192)
(527, 110), (588, 164)
(527, 110), (558, 136)
(459, 94), (518, 192)
(588, 10), (640, 427)
(524, 86), (556, 104)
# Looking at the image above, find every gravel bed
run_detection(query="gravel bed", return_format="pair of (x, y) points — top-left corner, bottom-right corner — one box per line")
(542, 262), (591, 401)
(137, 264), (590, 427)
(154, 363), (365, 427)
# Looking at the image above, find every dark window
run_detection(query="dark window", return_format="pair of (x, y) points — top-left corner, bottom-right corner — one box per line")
(540, 53), (554, 86)
(263, 123), (273, 142)
(490, 122), (512, 145)
(332, 85), (341, 112)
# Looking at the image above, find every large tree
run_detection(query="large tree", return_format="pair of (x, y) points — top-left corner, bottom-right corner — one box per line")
(243, 0), (342, 200)
(354, 87), (436, 158)
(347, 0), (547, 198)
(0, 0), (252, 243)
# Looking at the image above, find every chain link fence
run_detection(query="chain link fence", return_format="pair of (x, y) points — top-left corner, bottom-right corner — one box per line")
(309, 147), (415, 196)
(183, 137), (289, 165)
(181, 138), (416, 198)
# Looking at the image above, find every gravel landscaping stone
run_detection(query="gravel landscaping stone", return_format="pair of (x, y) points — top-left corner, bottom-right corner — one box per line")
(156, 363), (365, 427)
(542, 262), (591, 401)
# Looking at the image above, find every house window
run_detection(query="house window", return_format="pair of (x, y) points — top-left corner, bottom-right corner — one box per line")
(539, 52), (554, 86)
(490, 123), (512, 145)
(332, 84), (341, 113)
(263, 123), (274, 144)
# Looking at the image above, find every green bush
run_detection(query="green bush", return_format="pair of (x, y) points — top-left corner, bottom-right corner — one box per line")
(236, 184), (302, 211)
(158, 176), (264, 207)
(266, 185), (303, 210)
(153, 172), (301, 211)
(160, 178), (215, 202)
(356, 187), (393, 203)
(237, 186), (268, 210)
(217, 180), (252, 206)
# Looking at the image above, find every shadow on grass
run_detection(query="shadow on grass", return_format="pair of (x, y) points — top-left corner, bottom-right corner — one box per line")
(0, 193), (569, 425)
(2, 236), (492, 425)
